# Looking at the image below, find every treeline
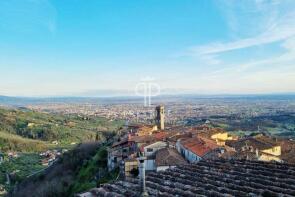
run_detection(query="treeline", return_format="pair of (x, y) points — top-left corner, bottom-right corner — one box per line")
(9, 142), (113, 197)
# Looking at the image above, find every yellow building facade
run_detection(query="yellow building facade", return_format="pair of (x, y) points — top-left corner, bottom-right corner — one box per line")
(211, 132), (233, 146)
(259, 145), (282, 162)
(261, 145), (281, 156)
(124, 159), (138, 177)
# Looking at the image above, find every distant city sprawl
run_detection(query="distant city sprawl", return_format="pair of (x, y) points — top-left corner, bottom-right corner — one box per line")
(24, 96), (295, 138)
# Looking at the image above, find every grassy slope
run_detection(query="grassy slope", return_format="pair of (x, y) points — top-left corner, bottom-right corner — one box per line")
(0, 132), (48, 152)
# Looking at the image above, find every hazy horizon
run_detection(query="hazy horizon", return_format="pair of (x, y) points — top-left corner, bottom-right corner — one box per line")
(1, 91), (295, 99)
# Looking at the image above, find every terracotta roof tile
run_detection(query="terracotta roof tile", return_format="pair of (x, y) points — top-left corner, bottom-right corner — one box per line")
(83, 159), (295, 196)
(155, 148), (187, 167)
(180, 137), (219, 157)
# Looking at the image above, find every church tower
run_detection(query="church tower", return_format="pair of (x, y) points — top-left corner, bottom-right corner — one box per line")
(155, 105), (165, 130)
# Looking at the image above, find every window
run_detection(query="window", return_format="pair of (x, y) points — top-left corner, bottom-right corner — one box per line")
(147, 148), (153, 152)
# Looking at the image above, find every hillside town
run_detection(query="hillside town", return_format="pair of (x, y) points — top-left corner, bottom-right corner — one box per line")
(78, 105), (295, 196)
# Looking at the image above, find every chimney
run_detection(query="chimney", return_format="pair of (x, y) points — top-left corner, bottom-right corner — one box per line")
(138, 157), (149, 197)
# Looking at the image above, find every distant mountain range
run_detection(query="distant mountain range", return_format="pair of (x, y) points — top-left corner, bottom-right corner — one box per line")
(1, 93), (295, 107)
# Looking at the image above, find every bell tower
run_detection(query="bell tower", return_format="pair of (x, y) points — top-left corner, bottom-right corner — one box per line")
(155, 105), (165, 130)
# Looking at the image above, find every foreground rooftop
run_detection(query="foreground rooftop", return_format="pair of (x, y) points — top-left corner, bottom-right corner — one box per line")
(80, 159), (295, 197)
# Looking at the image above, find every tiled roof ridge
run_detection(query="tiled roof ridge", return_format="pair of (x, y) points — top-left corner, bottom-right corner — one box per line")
(87, 159), (295, 197)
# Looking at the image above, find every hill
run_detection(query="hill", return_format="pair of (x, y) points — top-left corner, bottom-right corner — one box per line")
(0, 107), (124, 195)
(0, 107), (124, 147)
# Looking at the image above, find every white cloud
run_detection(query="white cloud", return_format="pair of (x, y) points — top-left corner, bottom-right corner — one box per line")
(191, 15), (295, 55)
(176, 1), (295, 94)
(187, 0), (295, 55)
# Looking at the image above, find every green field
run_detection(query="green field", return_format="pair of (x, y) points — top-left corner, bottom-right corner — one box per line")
(185, 113), (295, 138)
(0, 153), (46, 196)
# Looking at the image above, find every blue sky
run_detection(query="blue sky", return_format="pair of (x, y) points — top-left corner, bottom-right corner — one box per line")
(1, 0), (295, 96)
